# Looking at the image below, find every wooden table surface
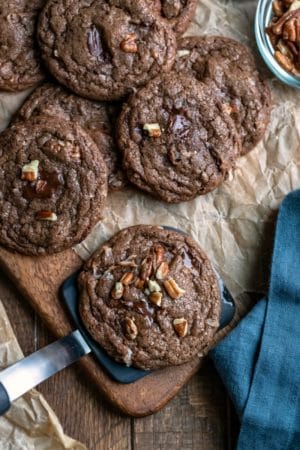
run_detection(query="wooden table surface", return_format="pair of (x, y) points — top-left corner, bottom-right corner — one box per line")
(0, 269), (239, 450)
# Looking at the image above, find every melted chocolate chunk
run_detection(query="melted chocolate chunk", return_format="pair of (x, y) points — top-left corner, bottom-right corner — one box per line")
(169, 114), (191, 137)
(23, 169), (64, 200)
(123, 299), (154, 325)
(87, 25), (110, 62)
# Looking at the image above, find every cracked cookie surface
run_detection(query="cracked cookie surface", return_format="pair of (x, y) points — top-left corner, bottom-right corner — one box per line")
(117, 73), (241, 203)
(175, 36), (272, 155)
(38, 0), (176, 100)
(14, 83), (126, 191)
(154, 0), (197, 35)
(0, 116), (107, 255)
(0, 0), (45, 91)
(79, 225), (221, 370)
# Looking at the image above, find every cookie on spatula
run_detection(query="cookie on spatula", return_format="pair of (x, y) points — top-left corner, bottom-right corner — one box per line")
(79, 225), (221, 370)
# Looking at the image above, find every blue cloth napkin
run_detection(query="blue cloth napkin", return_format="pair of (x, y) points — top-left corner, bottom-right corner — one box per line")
(210, 189), (300, 450)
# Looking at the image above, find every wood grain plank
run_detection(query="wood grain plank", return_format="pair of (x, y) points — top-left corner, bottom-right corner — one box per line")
(133, 360), (228, 450)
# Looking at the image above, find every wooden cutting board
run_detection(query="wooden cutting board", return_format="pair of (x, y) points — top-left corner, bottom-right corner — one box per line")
(0, 246), (239, 417)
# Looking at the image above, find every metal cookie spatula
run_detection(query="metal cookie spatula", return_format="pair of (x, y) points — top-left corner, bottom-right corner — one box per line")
(0, 227), (235, 415)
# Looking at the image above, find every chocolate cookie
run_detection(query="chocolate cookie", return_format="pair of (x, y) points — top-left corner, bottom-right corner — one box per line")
(156, 0), (197, 35)
(37, 0), (176, 101)
(15, 83), (126, 191)
(117, 73), (241, 203)
(0, 116), (107, 255)
(0, 1), (45, 92)
(175, 36), (272, 154)
(79, 225), (221, 370)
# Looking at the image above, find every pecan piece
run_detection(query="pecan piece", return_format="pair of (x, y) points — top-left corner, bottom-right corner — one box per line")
(154, 245), (165, 269)
(140, 256), (153, 280)
(156, 262), (169, 280)
(111, 282), (124, 300)
(120, 272), (135, 286)
(149, 292), (162, 307)
(124, 317), (138, 340)
(36, 211), (57, 221)
(173, 318), (188, 338)
(275, 50), (295, 71)
(21, 160), (39, 181)
(282, 17), (300, 41)
(164, 278), (185, 299)
(273, 0), (284, 17)
(120, 34), (138, 53)
(135, 278), (145, 289)
(148, 280), (161, 293)
(272, 9), (300, 35)
(143, 123), (162, 138)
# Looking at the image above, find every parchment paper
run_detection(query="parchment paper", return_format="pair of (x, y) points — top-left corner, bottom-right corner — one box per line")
(75, 0), (300, 297)
(1, 0), (300, 301)
(0, 299), (86, 449)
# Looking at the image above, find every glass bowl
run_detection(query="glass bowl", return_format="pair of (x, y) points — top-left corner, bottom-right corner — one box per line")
(255, 0), (300, 88)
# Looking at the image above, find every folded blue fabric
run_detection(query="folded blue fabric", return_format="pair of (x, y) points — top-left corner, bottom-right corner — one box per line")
(210, 189), (300, 450)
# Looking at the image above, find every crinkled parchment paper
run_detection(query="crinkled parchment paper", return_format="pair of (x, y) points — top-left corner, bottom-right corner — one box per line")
(0, 299), (86, 449)
(76, 0), (300, 297)
(1, 0), (300, 301)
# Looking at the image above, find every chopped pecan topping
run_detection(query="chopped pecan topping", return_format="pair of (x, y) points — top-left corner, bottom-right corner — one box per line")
(177, 49), (191, 57)
(156, 262), (169, 280)
(173, 318), (188, 337)
(135, 278), (145, 289)
(120, 34), (138, 53)
(154, 245), (165, 269)
(111, 282), (124, 300)
(163, 278), (185, 299)
(36, 211), (57, 221)
(149, 292), (162, 307)
(21, 160), (39, 182)
(148, 280), (161, 293)
(143, 123), (162, 138)
(124, 317), (138, 340)
(140, 256), (153, 280)
(120, 272), (135, 286)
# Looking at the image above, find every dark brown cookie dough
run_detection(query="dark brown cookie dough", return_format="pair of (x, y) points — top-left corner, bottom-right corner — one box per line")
(155, 0), (197, 35)
(14, 83), (126, 191)
(117, 73), (241, 203)
(79, 225), (221, 370)
(0, 116), (108, 255)
(175, 36), (272, 154)
(0, 1), (45, 92)
(37, 0), (176, 101)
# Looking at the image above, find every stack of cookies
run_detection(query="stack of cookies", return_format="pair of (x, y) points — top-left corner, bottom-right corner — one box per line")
(0, 0), (271, 256)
